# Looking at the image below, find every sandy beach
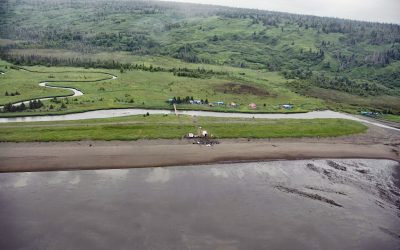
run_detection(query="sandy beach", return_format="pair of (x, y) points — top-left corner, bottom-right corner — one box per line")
(1, 125), (399, 172)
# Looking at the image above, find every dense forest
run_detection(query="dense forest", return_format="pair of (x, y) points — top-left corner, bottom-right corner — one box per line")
(0, 0), (399, 109)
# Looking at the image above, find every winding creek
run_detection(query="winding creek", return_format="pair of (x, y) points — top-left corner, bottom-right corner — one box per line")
(0, 70), (116, 107)
(10, 82), (84, 107)
(0, 70), (399, 131)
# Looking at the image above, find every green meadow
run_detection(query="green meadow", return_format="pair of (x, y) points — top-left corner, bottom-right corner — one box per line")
(0, 115), (367, 142)
(0, 62), (326, 116)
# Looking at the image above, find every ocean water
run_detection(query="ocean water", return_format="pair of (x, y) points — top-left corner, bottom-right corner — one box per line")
(0, 159), (399, 249)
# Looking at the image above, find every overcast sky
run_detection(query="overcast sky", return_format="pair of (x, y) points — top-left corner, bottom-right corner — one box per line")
(162, 0), (400, 24)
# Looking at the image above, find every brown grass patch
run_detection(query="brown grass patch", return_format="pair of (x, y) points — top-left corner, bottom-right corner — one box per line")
(214, 82), (271, 97)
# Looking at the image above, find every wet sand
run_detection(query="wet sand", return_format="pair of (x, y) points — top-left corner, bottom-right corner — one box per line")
(0, 159), (399, 250)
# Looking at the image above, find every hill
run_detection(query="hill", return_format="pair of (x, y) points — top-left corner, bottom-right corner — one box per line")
(0, 0), (399, 115)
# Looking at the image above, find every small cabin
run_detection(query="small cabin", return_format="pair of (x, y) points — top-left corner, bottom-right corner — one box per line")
(249, 103), (257, 109)
(282, 104), (293, 109)
(361, 111), (378, 117)
(193, 100), (202, 104)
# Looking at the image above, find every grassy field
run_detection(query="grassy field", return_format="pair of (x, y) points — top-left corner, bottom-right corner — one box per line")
(300, 87), (400, 114)
(0, 115), (367, 142)
(0, 64), (113, 105)
(3, 50), (400, 115)
(0, 61), (326, 116)
(380, 114), (400, 123)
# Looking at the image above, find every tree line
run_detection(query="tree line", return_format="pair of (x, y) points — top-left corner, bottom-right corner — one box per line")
(2, 99), (43, 113)
(5, 91), (21, 96)
(0, 49), (228, 79)
(168, 96), (209, 105)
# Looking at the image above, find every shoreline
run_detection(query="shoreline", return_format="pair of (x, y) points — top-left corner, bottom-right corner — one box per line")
(0, 138), (398, 173)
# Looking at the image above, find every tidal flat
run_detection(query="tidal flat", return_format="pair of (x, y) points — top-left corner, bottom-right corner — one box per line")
(0, 159), (399, 250)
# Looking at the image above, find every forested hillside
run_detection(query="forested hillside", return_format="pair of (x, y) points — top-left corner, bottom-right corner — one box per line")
(1, 0), (400, 114)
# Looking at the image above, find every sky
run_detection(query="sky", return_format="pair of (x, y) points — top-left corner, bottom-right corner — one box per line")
(161, 0), (400, 24)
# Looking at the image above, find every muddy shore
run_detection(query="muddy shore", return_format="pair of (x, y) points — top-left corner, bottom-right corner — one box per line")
(0, 159), (399, 249)
(1, 125), (399, 173)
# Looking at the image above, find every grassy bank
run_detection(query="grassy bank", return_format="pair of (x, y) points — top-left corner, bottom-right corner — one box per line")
(0, 115), (367, 142)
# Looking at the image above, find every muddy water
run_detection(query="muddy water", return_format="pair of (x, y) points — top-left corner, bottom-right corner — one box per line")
(0, 159), (399, 250)
(1, 109), (344, 123)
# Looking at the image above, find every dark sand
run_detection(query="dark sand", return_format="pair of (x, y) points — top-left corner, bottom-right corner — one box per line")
(0, 140), (398, 173)
(0, 125), (399, 172)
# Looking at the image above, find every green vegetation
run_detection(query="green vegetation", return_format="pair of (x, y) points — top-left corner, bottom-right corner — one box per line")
(2, 99), (44, 112)
(0, 115), (367, 142)
(0, 0), (399, 115)
(379, 114), (400, 123)
(0, 63), (325, 116)
(0, 63), (112, 106)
